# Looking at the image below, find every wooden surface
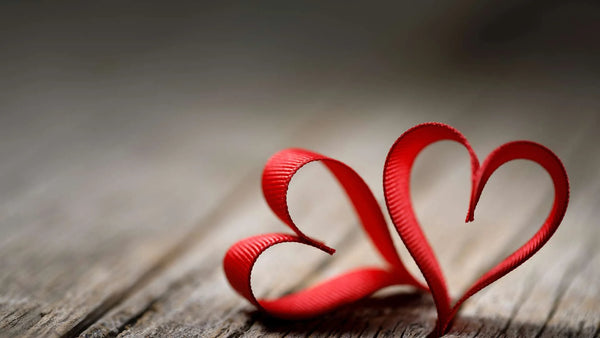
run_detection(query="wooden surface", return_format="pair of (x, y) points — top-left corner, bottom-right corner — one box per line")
(1, 2), (599, 337)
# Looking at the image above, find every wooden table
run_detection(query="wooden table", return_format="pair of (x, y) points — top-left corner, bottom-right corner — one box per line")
(1, 2), (599, 337)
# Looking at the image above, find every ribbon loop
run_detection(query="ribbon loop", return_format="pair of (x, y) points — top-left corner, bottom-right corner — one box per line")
(224, 148), (423, 319)
(383, 124), (569, 335)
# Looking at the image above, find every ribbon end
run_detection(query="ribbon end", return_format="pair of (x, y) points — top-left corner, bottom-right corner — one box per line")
(466, 199), (476, 223)
(304, 238), (336, 255)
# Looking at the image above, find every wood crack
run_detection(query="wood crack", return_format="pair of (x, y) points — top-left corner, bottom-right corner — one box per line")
(110, 298), (158, 338)
(493, 272), (537, 338)
(224, 314), (257, 338)
(533, 252), (595, 338)
(471, 320), (484, 337)
(302, 319), (326, 338)
(371, 325), (383, 338)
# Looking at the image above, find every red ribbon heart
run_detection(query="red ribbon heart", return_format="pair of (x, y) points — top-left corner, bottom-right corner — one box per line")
(383, 122), (569, 335)
(224, 148), (425, 319)
(223, 122), (569, 336)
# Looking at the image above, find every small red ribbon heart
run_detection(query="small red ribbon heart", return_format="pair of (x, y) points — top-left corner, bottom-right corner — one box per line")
(223, 122), (569, 336)
(224, 148), (425, 319)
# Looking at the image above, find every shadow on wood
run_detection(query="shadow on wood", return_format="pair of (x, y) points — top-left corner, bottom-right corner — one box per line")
(232, 291), (588, 337)
(238, 292), (435, 336)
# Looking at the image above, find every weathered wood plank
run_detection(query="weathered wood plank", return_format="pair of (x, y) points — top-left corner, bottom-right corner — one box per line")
(1, 84), (597, 338)
(1, 2), (599, 337)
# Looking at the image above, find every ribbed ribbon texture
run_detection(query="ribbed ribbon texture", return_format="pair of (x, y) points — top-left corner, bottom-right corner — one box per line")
(223, 122), (569, 336)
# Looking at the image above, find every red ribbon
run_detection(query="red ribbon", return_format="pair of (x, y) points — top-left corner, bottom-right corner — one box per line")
(223, 122), (569, 336)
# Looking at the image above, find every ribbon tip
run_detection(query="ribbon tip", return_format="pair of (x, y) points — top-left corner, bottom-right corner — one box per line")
(307, 239), (336, 255)
(325, 247), (336, 255)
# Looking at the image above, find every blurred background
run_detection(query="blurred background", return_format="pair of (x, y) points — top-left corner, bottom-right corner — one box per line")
(1, 1), (599, 336)
(2, 0), (599, 123)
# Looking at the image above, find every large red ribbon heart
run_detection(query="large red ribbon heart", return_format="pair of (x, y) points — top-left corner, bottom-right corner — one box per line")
(223, 122), (569, 336)
(383, 122), (569, 335)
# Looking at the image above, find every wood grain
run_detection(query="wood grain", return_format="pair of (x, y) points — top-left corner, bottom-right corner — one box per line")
(2, 80), (599, 337)
(1, 2), (599, 337)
